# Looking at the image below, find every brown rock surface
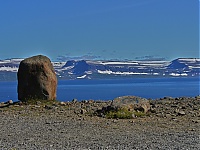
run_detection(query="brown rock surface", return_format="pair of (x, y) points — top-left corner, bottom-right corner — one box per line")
(17, 55), (57, 101)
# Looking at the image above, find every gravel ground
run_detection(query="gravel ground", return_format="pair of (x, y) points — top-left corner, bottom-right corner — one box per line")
(0, 97), (199, 150)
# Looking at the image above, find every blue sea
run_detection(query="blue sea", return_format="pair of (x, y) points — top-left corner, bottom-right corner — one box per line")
(0, 77), (199, 102)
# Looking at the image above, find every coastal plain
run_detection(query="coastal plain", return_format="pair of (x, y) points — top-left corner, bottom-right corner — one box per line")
(0, 96), (199, 149)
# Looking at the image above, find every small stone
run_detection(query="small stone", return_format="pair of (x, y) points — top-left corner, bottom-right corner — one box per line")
(132, 113), (136, 118)
(189, 111), (195, 114)
(88, 100), (94, 104)
(189, 128), (195, 131)
(34, 105), (40, 108)
(193, 107), (198, 110)
(188, 103), (193, 108)
(192, 120), (200, 123)
(18, 101), (23, 105)
(195, 95), (200, 99)
(174, 109), (179, 113)
(165, 114), (171, 118)
(172, 118), (178, 121)
(181, 106), (186, 109)
(178, 111), (186, 116)
(8, 100), (13, 104)
(80, 109), (87, 114)
(44, 105), (54, 110)
(150, 108), (156, 113)
(60, 102), (66, 106)
(72, 99), (77, 103)
(164, 96), (172, 100)
(36, 101), (41, 105)
(112, 120), (118, 123)
(82, 100), (88, 103)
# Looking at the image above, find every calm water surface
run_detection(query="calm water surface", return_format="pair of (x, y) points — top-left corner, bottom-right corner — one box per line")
(0, 77), (199, 102)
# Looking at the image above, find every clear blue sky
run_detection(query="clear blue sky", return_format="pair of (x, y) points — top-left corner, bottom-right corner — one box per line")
(0, 0), (199, 61)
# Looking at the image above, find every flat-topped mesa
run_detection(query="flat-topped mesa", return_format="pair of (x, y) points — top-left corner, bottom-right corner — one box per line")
(17, 55), (57, 101)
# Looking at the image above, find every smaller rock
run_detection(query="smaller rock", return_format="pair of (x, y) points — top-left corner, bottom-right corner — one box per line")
(193, 107), (198, 111)
(34, 105), (41, 108)
(174, 109), (179, 113)
(8, 100), (13, 104)
(44, 105), (54, 110)
(18, 101), (23, 105)
(4, 100), (13, 105)
(189, 111), (195, 114)
(82, 100), (88, 103)
(72, 99), (78, 103)
(36, 101), (41, 105)
(188, 103), (193, 108)
(165, 114), (171, 118)
(132, 113), (136, 118)
(189, 128), (195, 131)
(195, 95), (200, 99)
(163, 97), (173, 100)
(88, 100), (94, 104)
(150, 102), (156, 108)
(192, 120), (200, 123)
(112, 120), (118, 123)
(178, 111), (186, 116)
(181, 106), (186, 109)
(129, 120), (135, 123)
(150, 108), (156, 113)
(136, 103), (150, 113)
(80, 109), (87, 114)
(172, 118), (178, 121)
(60, 102), (66, 106)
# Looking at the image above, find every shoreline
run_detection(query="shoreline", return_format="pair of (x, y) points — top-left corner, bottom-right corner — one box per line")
(0, 77), (199, 102)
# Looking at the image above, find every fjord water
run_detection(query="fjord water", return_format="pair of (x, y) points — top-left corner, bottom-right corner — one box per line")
(0, 77), (199, 102)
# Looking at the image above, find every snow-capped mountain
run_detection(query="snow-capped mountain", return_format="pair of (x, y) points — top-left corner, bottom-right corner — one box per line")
(56, 58), (200, 79)
(0, 58), (199, 80)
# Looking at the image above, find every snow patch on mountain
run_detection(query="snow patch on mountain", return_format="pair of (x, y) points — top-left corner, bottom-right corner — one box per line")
(0, 58), (199, 80)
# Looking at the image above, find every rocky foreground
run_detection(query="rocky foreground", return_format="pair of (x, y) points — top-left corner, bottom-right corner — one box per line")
(0, 96), (200, 150)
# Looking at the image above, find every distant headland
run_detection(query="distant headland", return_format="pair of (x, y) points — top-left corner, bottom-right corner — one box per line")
(0, 58), (199, 81)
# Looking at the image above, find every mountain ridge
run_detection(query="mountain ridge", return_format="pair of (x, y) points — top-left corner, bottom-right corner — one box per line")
(0, 58), (199, 80)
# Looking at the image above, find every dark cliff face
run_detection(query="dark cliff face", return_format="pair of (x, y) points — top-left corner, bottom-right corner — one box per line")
(62, 60), (76, 68)
(57, 58), (199, 79)
(73, 60), (90, 75)
(167, 59), (189, 70)
(63, 60), (90, 75)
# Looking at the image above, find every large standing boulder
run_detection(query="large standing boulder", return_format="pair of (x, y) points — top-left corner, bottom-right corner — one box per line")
(17, 55), (57, 101)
